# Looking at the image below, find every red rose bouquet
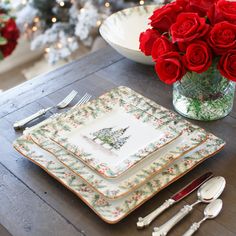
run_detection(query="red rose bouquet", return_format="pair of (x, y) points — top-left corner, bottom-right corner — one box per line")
(139, 0), (236, 84)
(139, 0), (236, 121)
(0, 11), (20, 60)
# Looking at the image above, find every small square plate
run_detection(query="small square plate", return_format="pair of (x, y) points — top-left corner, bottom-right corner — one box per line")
(46, 98), (181, 178)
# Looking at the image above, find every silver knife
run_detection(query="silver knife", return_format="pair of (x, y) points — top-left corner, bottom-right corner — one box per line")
(136, 172), (213, 229)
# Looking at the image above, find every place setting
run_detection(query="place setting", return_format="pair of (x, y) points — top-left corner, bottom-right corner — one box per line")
(11, 0), (236, 235)
(13, 86), (226, 227)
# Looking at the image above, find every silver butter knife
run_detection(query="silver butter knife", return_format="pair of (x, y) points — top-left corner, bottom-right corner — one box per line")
(137, 172), (213, 229)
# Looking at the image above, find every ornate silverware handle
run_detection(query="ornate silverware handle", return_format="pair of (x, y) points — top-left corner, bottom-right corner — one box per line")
(137, 199), (175, 229)
(182, 222), (201, 236)
(153, 204), (193, 236)
(13, 107), (52, 130)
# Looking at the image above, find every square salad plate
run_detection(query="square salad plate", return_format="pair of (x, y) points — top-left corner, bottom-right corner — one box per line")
(13, 132), (225, 224)
(42, 95), (182, 178)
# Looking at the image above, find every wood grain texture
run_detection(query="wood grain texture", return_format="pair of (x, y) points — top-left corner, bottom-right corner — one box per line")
(0, 161), (84, 236)
(0, 47), (235, 236)
(0, 224), (12, 236)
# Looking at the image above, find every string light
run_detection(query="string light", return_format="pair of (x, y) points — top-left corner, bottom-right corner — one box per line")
(57, 42), (62, 48)
(59, 1), (65, 7)
(96, 20), (102, 26)
(45, 48), (50, 53)
(32, 26), (38, 32)
(67, 37), (73, 42)
(80, 8), (85, 13)
(139, 0), (145, 5)
(21, 0), (27, 5)
(105, 2), (110, 8)
(51, 17), (57, 23)
(34, 17), (40, 23)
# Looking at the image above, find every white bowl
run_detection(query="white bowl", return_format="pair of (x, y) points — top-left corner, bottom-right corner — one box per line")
(99, 5), (159, 65)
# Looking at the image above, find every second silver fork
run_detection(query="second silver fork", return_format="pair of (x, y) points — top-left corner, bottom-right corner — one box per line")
(74, 93), (91, 107)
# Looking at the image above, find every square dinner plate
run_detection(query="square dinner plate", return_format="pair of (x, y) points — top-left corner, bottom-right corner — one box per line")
(13, 133), (225, 224)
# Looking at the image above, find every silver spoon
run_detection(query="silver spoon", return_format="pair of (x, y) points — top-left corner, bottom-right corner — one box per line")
(182, 199), (223, 236)
(153, 176), (226, 236)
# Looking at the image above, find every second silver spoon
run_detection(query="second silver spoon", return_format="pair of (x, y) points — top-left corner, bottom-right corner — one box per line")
(182, 199), (223, 236)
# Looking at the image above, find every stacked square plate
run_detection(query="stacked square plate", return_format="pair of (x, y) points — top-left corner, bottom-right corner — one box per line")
(13, 86), (225, 224)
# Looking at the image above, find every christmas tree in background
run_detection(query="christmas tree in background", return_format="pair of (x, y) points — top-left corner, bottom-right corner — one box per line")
(14, 0), (165, 64)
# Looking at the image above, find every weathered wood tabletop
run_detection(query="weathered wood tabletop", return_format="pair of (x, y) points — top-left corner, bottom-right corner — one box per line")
(0, 47), (235, 236)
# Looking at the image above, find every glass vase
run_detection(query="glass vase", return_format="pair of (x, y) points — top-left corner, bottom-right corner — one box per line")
(173, 66), (235, 121)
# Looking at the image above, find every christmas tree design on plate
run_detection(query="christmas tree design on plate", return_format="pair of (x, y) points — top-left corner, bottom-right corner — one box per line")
(89, 127), (130, 151)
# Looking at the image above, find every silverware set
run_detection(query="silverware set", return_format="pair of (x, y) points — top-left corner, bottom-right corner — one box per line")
(13, 91), (92, 130)
(137, 173), (225, 236)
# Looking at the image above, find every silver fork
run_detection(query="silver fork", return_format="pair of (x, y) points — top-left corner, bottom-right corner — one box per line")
(74, 93), (92, 106)
(56, 90), (78, 108)
(13, 90), (78, 130)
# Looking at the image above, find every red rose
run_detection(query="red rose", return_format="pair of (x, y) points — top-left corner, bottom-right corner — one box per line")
(208, 0), (236, 25)
(139, 28), (161, 56)
(218, 0), (236, 22)
(1, 41), (17, 57)
(0, 18), (19, 58)
(149, 2), (184, 33)
(218, 50), (236, 82)
(208, 4), (222, 25)
(183, 40), (212, 73)
(155, 52), (186, 84)
(151, 35), (176, 61)
(187, 0), (218, 17)
(176, 0), (188, 8)
(208, 21), (236, 55)
(170, 13), (209, 43)
(1, 18), (20, 41)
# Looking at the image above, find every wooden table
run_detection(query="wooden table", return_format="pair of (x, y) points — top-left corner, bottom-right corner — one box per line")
(0, 47), (235, 236)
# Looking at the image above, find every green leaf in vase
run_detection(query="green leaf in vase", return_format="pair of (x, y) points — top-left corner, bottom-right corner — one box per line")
(0, 14), (10, 22)
(0, 51), (4, 60)
(0, 37), (7, 45)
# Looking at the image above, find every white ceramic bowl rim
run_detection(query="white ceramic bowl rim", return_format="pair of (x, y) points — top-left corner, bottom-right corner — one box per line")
(99, 5), (159, 53)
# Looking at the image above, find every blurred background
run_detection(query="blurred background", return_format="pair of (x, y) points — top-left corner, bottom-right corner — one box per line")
(0, 0), (161, 93)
